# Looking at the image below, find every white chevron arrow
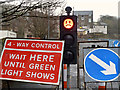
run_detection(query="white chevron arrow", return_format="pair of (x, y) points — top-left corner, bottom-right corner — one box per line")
(89, 54), (117, 75)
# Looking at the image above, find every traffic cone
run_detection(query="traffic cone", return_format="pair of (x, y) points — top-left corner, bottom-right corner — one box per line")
(98, 82), (106, 90)
(64, 64), (67, 88)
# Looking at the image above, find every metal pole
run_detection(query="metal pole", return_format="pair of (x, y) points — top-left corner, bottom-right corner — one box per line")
(47, 3), (50, 39)
(83, 64), (86, 90)
(7, 81), (10, 90)
(105, 82), (107, 90)
(77, 43), (80, 89)
(62, 62), (64, 90)
(84, 82), (86, 90)
(0, 5), (2, 90)
(48, 14), (50, 39)
(67, 64), (70, 90)
(0, 4), (2, 30)
(77, 63), (80, 89)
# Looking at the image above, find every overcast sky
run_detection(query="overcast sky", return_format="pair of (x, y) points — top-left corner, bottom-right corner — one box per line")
(66, 0), (119, 21)
(1, 0), (119, 21)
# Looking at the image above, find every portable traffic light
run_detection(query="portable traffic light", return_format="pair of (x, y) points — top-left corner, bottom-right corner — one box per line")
(60, 15), (77, 64)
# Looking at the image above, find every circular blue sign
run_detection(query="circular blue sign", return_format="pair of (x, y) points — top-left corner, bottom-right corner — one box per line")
(117, 41), (120, 47)
(84, 48), (120, 81)
(113, 40), (119, 47)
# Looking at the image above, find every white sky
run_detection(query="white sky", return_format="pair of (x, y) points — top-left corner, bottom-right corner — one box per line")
(66, 0), (119, 21)
(1, 0), (119, 21)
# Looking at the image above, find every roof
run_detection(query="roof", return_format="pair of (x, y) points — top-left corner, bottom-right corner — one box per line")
(77, 28), (88, 32)
(94, 22), (107, 26)
(74, 11), (93, 16)
(100, 22), (107, 26)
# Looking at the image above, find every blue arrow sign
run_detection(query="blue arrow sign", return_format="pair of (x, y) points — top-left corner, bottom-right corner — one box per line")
(84, 48), (120, 81)
(116, 41), (120, 47)
(113, 40), (119, 47)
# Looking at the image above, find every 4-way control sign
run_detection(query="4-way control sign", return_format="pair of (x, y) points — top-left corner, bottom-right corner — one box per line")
(0, 39), (64, 85)
(84, 48), (119, 81)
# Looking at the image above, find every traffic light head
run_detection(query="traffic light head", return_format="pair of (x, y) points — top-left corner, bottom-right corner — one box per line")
(60, 15), (77, 64)
(60, 16), (77, 31)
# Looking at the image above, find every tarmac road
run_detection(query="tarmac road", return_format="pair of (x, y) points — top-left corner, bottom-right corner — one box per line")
(1, 80), (57, 90)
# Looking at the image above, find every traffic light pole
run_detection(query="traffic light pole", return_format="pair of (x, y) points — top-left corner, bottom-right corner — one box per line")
(67, 64), (70, 90)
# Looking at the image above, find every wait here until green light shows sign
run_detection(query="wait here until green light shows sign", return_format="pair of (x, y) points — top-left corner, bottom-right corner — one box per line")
(0, 39), (64, 85)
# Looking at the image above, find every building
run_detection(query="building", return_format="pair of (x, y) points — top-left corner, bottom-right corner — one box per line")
(0, 30), (17, 39)
(77, 28), (88, 36)
(74, 11), (93, 29)
(89, 22), (107, 34)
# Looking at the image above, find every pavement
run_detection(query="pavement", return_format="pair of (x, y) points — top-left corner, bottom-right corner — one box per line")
(1, 81), (58, 90)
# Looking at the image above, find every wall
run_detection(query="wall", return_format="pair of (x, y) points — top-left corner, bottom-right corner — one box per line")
(90, 25), (107, 34)
(0, 30), (17, 39)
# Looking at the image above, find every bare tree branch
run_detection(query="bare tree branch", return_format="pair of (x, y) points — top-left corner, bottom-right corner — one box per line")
(1, 0), (63, 22)
(2, 2), (24, 18)
(1, 0), (65, 38)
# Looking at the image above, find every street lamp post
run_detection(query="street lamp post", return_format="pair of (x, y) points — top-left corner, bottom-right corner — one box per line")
(0, 1), (3, 30)
(47, 2), (50, 39)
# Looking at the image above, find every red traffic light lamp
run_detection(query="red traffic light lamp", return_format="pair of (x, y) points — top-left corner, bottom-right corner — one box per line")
(63, 18), (74, 29)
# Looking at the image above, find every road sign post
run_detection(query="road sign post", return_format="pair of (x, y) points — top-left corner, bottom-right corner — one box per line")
(0, 39), (64, 85)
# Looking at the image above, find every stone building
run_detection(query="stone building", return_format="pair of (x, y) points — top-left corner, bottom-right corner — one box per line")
(74, 11), (93, 29)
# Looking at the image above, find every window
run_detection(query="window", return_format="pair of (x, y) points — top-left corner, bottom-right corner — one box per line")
(88, 18), (91, 22)
(81, 16), (84, 20)
(77, 18), (79, 23)
(89, 14), (91, 16)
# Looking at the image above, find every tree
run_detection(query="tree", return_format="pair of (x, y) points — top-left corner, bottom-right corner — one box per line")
(1, 0), (65, 38)
(98, 15), (118, 34)
(1, 0), (64, 23)
(25, 11), (48, 38)
(118, 18), (120, 34)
